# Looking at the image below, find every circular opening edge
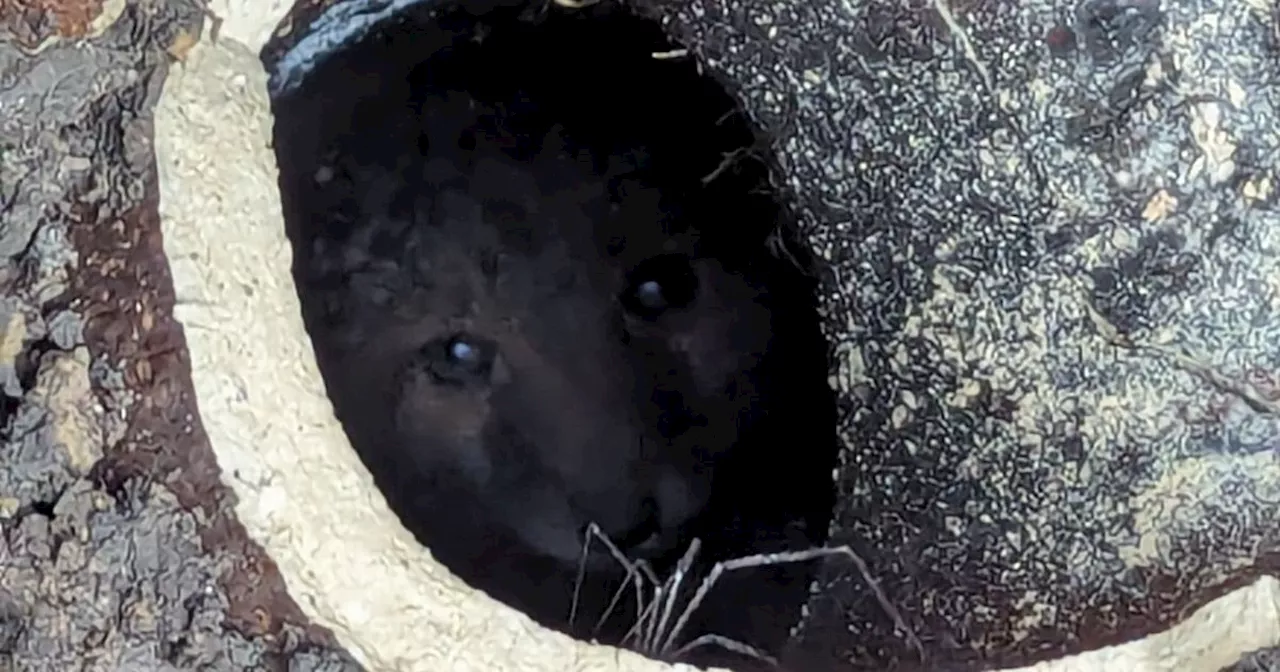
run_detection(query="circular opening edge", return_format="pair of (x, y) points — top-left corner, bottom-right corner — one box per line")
(152, 24), (712, 672)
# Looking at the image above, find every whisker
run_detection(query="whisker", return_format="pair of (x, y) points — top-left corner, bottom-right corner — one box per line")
(659, 546), (845, 655)
(574, 522), (659, 641)
(593, 557), (642, 635)
(669, 634), (780, 669)
(651, 537), (701, 652)
(568, 523), (595, 630)
(578, 530), (884, 672)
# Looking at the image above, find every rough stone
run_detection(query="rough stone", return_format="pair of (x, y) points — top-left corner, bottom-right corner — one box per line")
(641, 0), (1280, 668)
(0, 0), (360, 669)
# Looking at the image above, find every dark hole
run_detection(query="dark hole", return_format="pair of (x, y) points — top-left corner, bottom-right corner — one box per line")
(267, 1), (839, 668)
(28, 500), (55, 518)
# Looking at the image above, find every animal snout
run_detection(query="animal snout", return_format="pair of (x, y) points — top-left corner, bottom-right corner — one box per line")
(611, 495), (662, 552)
(592, 468), (703, 560)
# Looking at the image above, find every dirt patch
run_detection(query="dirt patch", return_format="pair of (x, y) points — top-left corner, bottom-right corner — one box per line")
(0, 0), (359, 669)
(0, 0), (118, 48)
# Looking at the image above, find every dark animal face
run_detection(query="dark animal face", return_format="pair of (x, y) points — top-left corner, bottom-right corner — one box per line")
(330, 144), (771, 567)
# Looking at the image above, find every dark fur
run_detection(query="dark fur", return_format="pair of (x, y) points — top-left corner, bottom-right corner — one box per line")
(312, 93), (771, 572)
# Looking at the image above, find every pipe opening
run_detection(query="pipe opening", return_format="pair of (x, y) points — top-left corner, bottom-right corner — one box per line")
(268, 1), (839, 667)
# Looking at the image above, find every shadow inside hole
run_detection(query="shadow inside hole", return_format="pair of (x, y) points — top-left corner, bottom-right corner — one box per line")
(267, 1), (838, 668)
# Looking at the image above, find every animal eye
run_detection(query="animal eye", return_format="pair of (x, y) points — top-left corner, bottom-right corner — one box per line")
(635, 280), (666, 310)
(420, 333), (496, 386)
(622, 254), (697, 318)
(448, 337), (480, 366)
